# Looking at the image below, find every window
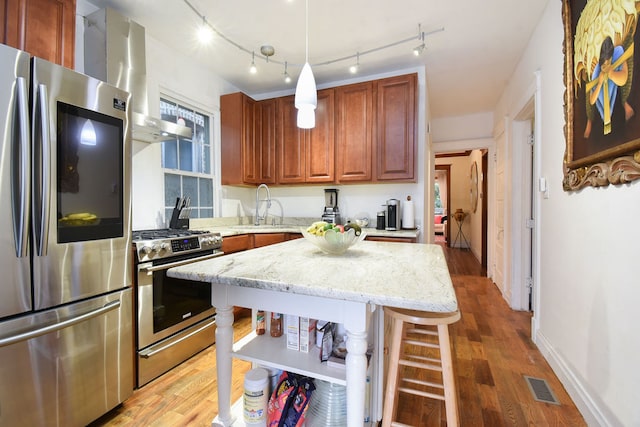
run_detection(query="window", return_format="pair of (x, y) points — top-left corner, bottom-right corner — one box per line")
(160, 97), (214, 222)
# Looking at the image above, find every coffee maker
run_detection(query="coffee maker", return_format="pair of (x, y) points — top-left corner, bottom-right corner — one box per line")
(385, 199), (401, 230)
(321, 189), (342, 224)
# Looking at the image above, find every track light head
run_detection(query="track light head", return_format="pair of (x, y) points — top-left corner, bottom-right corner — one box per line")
(249, 52), (257, 74)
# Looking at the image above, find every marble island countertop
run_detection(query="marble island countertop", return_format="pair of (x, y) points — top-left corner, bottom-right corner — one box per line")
(189, 217), (421, 240)
(168, 238), (457, 313)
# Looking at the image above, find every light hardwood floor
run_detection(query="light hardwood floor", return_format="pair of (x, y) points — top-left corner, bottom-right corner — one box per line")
(91, 244), (585, 426)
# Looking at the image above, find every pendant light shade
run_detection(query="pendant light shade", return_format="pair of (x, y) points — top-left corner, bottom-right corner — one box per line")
(294, 0), (317, 128)
(297, 104), (316, 129)
(295, 62), (317, 108)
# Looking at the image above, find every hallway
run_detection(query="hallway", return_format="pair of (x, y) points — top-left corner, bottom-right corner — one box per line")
(393, 245), (585, 425)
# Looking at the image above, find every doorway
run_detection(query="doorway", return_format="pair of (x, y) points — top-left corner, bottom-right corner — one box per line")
(434, 165), (451, 244)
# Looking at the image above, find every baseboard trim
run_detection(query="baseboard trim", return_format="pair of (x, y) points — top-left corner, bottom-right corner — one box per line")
(535, 331), (610, 426)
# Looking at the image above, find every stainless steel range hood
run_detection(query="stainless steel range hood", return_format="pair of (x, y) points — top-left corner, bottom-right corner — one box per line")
(84, 8), (192, 143)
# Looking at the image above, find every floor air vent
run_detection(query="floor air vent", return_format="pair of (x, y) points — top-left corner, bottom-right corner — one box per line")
(524, 376), (560, 405)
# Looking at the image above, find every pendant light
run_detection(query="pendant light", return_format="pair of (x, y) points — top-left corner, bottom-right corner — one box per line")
(294, 0), (317, 129)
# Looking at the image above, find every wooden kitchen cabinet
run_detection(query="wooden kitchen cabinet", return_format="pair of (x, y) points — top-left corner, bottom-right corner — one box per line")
(366, 236), (417, 243)
(221, 93), (276, 185)
(253, 233), (286, 248)
(244, 98), (277, 184)
(277, 89), (335, 184)
(1, 0), (76, 68)
(221, 93), (247, 185)
(221, 234), (252, 254)
(375, 74), (417, 181)
(335, 81), (374, 182)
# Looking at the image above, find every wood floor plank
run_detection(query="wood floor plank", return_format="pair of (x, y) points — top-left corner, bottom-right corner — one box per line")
(91, 245), (585, 426)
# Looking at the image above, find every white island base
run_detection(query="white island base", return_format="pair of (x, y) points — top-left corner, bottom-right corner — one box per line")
(210, 285), (382, 427)
(166, 240), (458, 427)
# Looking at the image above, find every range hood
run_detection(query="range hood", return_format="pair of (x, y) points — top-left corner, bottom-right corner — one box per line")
(84, 8), (192, 143)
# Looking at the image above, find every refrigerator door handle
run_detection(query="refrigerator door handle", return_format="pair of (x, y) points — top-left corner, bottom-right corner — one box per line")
(0, 300), (121, 348)
(13, 77), (31, 258)
(33, 83), (51, 257)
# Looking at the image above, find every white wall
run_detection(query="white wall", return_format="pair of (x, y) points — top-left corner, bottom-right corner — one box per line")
(495, 1), (640, 425)
(131, 34), (235, 230)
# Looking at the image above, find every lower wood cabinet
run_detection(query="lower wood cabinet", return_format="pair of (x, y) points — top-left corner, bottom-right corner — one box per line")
(253, 233), (287, 248)
(366, 236), (417, 243)
(221, 234), (252, 254)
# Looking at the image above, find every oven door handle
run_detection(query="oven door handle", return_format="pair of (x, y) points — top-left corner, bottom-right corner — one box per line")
(139, 317), (216, 358)
(142, 252), (225, 273)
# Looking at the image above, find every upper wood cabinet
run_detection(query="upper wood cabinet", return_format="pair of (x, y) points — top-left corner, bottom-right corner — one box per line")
(221, 92), (247, 185)
(277, 89), (335, 184)
(244, 98), (277, 184)
(1, 0), (76, 68)
(375, 74), (417, 181)
(221, 93), (276, 185)
(220, 72), (416, 186)
(335, 81), (374, 182)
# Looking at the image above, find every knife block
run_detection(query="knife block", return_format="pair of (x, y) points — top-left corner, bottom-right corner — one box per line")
(169, 207), (189, 229)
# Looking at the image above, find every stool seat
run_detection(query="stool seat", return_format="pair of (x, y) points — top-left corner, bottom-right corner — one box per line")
(382, 307), (461, 427)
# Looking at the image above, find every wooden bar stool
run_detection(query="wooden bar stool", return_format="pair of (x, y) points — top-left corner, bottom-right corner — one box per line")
(382, 307), (461, 427)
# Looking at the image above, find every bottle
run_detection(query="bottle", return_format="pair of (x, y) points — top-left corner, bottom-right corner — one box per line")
(243, 368), (269, 425)
(256, 310), (266, 335)
(270, 312), (283, 337)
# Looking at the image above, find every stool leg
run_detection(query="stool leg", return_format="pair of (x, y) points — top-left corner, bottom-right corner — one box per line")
(438, 323), (459, 427)
(382, 317), (405, 427)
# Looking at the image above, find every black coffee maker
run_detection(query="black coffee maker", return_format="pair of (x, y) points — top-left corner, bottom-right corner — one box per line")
(321, 189), (342, 224)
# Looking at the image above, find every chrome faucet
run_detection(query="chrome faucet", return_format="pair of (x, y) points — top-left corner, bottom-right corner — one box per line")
(255, 183), (272, 226)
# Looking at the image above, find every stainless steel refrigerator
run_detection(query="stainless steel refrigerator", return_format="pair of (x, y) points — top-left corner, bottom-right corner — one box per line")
(0, 43), (134, 426)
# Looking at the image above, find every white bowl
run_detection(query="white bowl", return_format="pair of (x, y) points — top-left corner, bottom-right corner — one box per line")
(301, 227), (366, 255)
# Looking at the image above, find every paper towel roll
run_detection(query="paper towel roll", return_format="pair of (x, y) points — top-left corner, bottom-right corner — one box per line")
(402, 198), (415, 229)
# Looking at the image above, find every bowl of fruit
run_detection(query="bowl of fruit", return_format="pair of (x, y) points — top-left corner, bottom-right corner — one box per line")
(302, 221), (366, 255)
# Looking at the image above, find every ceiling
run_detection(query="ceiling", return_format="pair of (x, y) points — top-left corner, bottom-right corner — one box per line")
(86, 0), (549, 118)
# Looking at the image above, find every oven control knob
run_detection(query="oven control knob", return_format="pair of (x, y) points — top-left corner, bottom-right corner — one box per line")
(140, 245), (153, 256)
(151, 243), (167, 253)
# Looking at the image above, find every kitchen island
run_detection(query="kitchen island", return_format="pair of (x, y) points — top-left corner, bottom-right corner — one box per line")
(168, 238), (457, 427)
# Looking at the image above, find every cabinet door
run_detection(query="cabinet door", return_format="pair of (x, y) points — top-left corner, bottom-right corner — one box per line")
(221, 234), (253, 254)
(253, 233), (287, 248)
(336, 81), (373, 182)
(2, 0), (76, 68)
(259, 99), (277, 184)
(376, 74), (416, 181)
(242, 96), (259, 184)
(306, 89), (335, 183)
(221, 93), (245, 185)
(277, 96), (306, 184)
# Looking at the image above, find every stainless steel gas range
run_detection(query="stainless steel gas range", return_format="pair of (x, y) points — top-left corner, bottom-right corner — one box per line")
(132, 228), (223, 387)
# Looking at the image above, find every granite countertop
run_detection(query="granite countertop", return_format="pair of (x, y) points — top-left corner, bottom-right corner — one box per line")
(190, 218), (420, 240)
(168, 238), (457, 313)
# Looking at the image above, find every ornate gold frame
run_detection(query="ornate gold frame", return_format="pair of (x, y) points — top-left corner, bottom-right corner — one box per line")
(562, 0), (640, 191)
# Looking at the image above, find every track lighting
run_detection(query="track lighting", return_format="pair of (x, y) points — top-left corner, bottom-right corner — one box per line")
(349, 53), (360, 74)
(413, 26), (426, 56)
(183, 0), (444, 83)
(283, 62), (292, 84)
(249, 51), (257, 74)
(197, 16), (213, 44)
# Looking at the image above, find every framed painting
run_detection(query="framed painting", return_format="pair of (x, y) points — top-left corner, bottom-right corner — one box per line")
(562, 0), (640, 191)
